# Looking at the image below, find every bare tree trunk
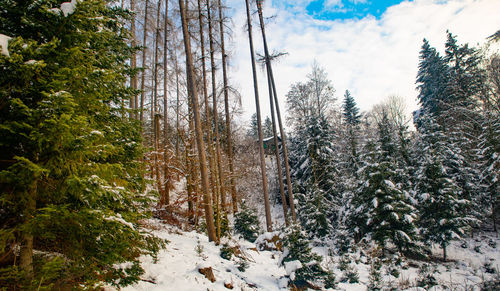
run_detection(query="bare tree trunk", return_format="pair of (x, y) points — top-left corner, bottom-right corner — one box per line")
(206, 0), (225, 237)
(256, 1), (296, 222)
(174, 47), (180, 158)
(152, 0), (162, 189)
(266, 68), (288, 225)
(140, 0), (149, 123)
(19, 181), (37, 280)
(217, 0), (238, 214)
(162, 0), (170, 206)
(245, 0), (272, 231)
(179, 0), (217, 242)
(197, 0), (218, 214)
(130, 0), (138, 120)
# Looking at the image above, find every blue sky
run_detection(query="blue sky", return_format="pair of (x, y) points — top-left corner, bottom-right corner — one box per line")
(229, 0), (500, 124)
(278, 0), (411, 20)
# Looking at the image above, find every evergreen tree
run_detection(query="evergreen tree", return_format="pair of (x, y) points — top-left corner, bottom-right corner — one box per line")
(288, 113), (338, 239)
(247, 113), (258, 137)
(415, 38), (448, 118)
(0, 1), (163, 288)
(281, 223), (334, 288)
(342, 90), (361, 126)
(234, 200), (261, 242)
(415, 117), (474, 260)
(342, 90), (362, 170)
(349, 112), (418, 255)
(263, 116), (274, 138)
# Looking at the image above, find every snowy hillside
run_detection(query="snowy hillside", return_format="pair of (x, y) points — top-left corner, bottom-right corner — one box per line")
(117, 220), (500, 291)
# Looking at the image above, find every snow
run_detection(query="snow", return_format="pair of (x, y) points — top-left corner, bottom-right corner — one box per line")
(113, 221), (500, 291)
(121, 222), (288, 291)
(61, 0), (78, 17)
(0, 34), (12, 57)
(284, 260), (302, 275)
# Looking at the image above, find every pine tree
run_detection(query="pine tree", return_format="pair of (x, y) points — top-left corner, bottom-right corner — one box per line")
(0, 1), (164, 288)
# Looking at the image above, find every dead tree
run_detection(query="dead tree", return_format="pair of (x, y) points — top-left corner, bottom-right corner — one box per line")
(179, 0), (217, 242)
(245, 0), (272, 231)
(217, 0), (238, 214)
(256, 0), (296, 221)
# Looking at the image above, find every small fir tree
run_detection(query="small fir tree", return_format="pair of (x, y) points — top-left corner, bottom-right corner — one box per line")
(234, 200), (261, 242)
(281, 223), (333, 288)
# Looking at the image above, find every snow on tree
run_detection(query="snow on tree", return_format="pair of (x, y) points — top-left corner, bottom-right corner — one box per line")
(414, 116), (475, 260)
(0, 1), (164, 288)
(349, 111), (418, 255)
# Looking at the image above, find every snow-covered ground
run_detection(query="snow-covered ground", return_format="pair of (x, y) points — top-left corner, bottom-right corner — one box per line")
(118, 219), (499, 291)
(121, 221), (287, 290)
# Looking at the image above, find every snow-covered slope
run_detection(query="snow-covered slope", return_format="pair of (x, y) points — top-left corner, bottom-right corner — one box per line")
(117, 219), (499, 291)
(122, 221), (287, 290)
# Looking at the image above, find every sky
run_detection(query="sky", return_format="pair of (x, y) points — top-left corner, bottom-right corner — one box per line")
(224, 0), (500, 128)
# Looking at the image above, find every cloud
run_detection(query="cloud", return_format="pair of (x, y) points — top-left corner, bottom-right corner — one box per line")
(226, 0), (500, 126)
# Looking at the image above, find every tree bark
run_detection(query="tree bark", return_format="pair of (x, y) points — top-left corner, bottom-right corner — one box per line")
(256, 1), (296, 222)
(266, 65), (288, 225)
(162, 0), (170, 205)
(19, 181), (37, 280)
(217, 0), (238, 214)
(197, 0), (218, 222)
(245, 0), (272, 231)
(130, 0), (138, 120)
(206, 0), (225, 238)
(140, 0), (149, 123)
(179, 0), (217, 242)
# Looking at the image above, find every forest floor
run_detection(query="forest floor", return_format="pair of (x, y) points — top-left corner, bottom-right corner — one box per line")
(116, 218), (499, 291)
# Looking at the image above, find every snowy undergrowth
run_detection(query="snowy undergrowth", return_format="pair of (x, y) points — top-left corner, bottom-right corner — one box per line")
(120, 221), (287, 290)
(115, 218), (498, 290)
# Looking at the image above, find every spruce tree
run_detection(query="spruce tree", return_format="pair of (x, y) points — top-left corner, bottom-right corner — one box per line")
(349, 112), (418, 255)
(342, 90), (362, 170)
(415, 38), (448, 118)
(415, 117), (473, 260)
(281, 223), (334, 288)
(234, 200), (261, 242)
(0, 1), (163, 288)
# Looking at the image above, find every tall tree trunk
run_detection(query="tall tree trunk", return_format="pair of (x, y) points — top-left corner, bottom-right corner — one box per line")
(256, 1), (296, 221)
(266, 67), (288, 225)
(245, 0), (272, 231)
(19, 181), (37, 280)
(130, 0), (138, 120)
(174, 47), (180, 158)
(162, 0), (170, 206)
(206, 0), (225, 237)
(140, 0), (149, 123)
(152, 0), (162, 188)
(179, 0), (217, 242)
(217, 0), (238, 214)
(197, 0), (218, 215)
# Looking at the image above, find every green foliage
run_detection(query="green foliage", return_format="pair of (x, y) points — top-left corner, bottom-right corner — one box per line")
(234, 200), (261, 242)
(281, 223), (332, 287)
(416, 264), (438, 289)
(220, 244), (234, 260)
(237, 259), (249, 272)
(0, 0), (163, 288)
(368, 257), (383, 291)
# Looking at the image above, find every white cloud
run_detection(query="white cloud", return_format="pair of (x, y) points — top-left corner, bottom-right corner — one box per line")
(226, 0), (500, 127)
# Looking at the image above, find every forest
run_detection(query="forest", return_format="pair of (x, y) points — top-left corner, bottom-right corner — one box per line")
(0, 0), (499, 290)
